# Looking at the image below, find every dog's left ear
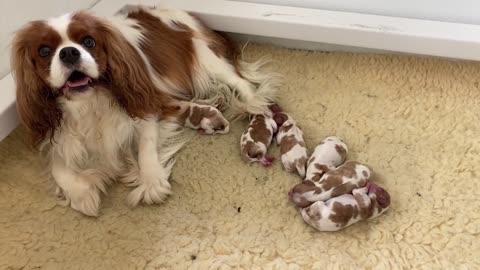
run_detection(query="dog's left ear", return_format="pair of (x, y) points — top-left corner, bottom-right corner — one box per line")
(98, 19), (174, 119)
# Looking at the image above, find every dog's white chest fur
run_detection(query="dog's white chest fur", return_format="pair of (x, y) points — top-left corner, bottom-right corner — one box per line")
(53, 92), (136, 174)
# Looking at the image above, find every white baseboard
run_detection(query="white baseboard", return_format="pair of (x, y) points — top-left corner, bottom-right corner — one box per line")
(228, 33), (388, 54)
(102, 0), (480, 57)
(94, 0), (480, 61)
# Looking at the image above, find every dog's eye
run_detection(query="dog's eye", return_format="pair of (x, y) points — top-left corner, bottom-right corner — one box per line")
(82, 36), (95, 48)
(39, 46), (51, 57)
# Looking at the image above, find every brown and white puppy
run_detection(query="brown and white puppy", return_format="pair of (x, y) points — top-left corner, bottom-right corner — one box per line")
(299, 182), (390, 231)
(173, 102), (229, 135)
(275, 112), (309, 177)
(289, 161), (371, 207)
(305, 136), (348, 182)
(240, 114), (277, 166)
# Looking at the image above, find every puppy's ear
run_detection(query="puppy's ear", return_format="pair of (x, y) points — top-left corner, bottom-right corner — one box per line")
(11, 24), (62, 148)
(99, 20), (175, 118)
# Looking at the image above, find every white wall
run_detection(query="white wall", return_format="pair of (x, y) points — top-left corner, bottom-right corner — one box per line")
(232, 0), (480, 25)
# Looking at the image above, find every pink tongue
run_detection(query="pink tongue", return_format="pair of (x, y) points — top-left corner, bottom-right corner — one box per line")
(66, 77), (91, 88)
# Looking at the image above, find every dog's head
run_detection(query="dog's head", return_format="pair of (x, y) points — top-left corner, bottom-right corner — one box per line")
(11, 11), (170, 147)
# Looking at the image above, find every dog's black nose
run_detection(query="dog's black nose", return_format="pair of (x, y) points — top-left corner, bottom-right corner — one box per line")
(59, 47), (80, 65)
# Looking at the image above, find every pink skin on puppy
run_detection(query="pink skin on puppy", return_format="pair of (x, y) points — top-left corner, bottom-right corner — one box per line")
(240, 114), (277, 166)
(305, 136), (348, 182)
(299, 182), (390, 231)
(175, 102), (230, 135)
(289, 161), (371, 207)
(275, 112), (309, 177)
(268, 103), (283, 115)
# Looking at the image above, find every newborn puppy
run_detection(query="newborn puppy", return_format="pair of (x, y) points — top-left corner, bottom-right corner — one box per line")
(306, 136), (348, 182)
(275, 113), (309, 177)
(240, 114), (277, 166)
(289, 161), (371, 207)
(177, 103), (230, 135)
(299, 182), (390, 231)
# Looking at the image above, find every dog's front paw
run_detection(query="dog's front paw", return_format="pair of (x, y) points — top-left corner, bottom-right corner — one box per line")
(126, 171), (172, 206)
(70, 188), (101, 217)
(61, 181), (101, 216)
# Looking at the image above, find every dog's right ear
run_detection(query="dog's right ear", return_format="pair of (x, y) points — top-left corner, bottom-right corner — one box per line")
(11, 22), (62, 148)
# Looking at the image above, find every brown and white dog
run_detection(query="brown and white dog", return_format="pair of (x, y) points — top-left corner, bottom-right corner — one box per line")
(11, 5), (278, 216)
(289, 161), (371, 207)
(305, 136), (348, 182)
(299, 183), (390, 231)
(240, 114), (277, 166)
(274, 112), (309, 177)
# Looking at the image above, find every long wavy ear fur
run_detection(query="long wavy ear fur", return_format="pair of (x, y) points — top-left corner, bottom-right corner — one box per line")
(11, 24), (62, 148)
(99, 20), (176, 118)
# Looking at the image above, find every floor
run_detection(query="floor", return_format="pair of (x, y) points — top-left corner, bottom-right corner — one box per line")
(1, 44), (479, 269)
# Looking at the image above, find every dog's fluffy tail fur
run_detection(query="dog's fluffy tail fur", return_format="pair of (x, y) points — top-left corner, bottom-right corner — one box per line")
(192, 57), (281, 120)
(228, 58), (281, 118)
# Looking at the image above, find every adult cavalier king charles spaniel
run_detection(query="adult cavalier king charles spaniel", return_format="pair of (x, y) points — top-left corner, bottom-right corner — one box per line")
(11, 5), (278, 216)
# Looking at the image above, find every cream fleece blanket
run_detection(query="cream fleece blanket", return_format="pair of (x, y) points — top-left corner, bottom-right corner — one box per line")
(1, 44), (479, 269)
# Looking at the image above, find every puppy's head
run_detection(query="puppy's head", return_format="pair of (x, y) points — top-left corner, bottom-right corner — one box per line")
(367, 183), (391, 209)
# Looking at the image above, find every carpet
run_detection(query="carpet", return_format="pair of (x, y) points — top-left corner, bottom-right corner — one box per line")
(1, 44), (479, 269)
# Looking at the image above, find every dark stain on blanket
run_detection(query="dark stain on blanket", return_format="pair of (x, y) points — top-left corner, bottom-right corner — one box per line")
(416, 192), (422, 197)
(191, 255), (197, 260)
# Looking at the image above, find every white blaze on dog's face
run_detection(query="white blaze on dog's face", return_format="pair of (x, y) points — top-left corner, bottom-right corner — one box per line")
(46, 13), (102, 99)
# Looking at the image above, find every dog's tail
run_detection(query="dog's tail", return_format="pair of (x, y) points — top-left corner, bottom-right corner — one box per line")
(192, 57), (281, 120)
(225, 58), (281, 119)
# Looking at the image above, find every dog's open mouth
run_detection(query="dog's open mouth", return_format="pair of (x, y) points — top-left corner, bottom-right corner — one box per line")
(62, 71), (92, 94)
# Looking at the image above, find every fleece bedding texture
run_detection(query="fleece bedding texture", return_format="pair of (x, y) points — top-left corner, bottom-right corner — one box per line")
(1, 44), (479, 269)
